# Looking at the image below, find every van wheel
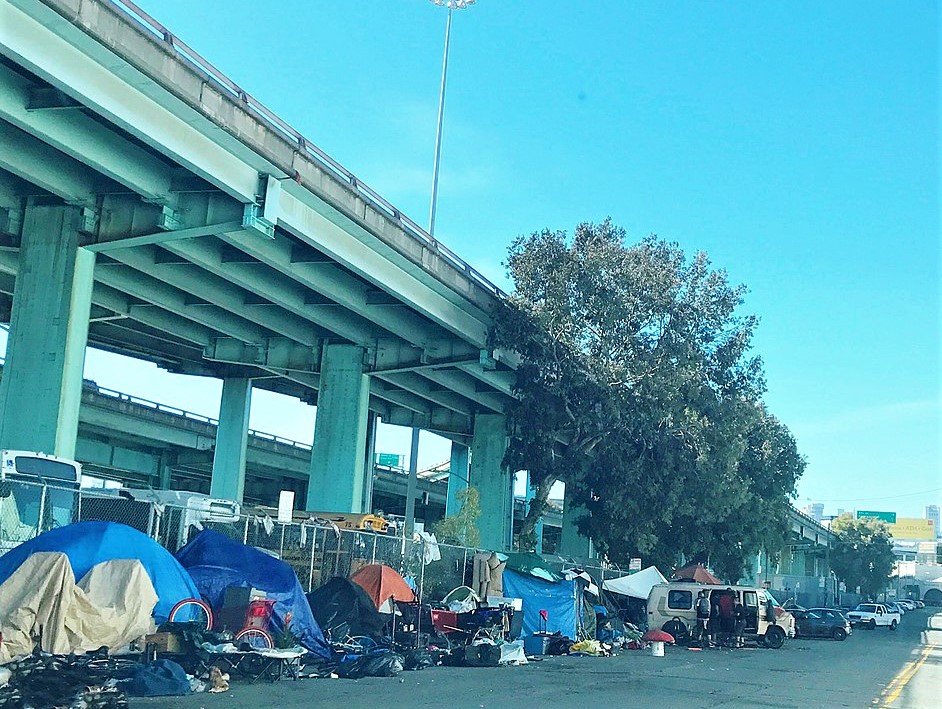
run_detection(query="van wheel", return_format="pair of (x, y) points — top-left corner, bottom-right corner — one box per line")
(868, 619), (876, 629)
(763, 626), (785, 649)
(832, 627), (847, 641)
(889, 619), (898, 630)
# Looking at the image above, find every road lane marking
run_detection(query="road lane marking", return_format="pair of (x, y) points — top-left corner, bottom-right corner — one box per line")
(876, 644), (936, 707)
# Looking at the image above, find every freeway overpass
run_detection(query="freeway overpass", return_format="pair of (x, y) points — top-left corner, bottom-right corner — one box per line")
(0, 0), (535, 549)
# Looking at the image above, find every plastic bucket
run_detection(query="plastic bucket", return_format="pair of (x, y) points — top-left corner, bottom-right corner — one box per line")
(651, 641), (664, 657)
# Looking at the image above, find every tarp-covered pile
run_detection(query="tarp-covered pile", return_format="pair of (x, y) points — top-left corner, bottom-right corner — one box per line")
(0, 521), (202, 661)
(0, 552), (156, 662)
(176, 529), (330, 658)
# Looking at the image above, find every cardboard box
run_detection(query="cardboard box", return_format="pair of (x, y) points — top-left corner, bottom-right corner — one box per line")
(145, 631), (183, 654)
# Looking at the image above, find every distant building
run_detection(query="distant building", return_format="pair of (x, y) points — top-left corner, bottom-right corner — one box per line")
(926, 504), (941, 539)
(804, 503), (824, 522)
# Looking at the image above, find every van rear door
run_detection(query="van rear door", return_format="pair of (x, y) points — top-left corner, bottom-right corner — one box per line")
(743, 590), (759, 632)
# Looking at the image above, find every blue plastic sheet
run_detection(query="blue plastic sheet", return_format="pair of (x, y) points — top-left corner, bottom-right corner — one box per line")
(0, 521), (200, 622)
(176, 530), (330, 658)
(502, 569), (581, 639)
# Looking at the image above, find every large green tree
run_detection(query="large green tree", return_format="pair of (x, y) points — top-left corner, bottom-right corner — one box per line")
(830, 514), (896, 599)
(493, 219), (802, 572)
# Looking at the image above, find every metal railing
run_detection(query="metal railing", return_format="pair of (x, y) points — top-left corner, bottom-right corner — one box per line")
(85, 381), (313, 451)
(105, 0), (507, 299)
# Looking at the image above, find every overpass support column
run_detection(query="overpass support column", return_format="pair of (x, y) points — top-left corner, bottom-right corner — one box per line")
(559, 484), (592, 559)
(470, 414), (511, 550)
(0, 203), (94, 458)
(210, 378), (253, 502)
(306, 344), (370, 513)
(446, 442), (469, 516)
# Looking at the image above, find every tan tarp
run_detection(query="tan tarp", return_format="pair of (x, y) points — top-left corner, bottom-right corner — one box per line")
(0, 552), (157, 662)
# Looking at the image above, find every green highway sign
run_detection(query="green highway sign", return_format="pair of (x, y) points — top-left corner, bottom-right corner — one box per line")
(856, 510), (896, 524)
(377, 452), (401, 468)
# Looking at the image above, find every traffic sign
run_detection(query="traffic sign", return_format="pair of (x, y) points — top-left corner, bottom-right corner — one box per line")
(856, 510), (896, 524)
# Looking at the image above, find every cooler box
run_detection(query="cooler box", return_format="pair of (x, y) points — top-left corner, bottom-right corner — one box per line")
(523, 633), (551, 655)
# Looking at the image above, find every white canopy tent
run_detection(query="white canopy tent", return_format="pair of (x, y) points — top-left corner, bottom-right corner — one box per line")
(601, 566), (668, 600)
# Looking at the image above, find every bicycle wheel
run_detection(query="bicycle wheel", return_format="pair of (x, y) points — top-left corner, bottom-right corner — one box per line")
(168, 598), (213, 630)
(235, 627), (274, 650)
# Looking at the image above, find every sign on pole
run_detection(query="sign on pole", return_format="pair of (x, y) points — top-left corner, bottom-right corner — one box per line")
(629, 558), (642, 571)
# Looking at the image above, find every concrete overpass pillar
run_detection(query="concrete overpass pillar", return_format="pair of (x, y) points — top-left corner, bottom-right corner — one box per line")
(559, 483), (592, 559)
(470, 413), (511, 550)
(445, 442), (469, 516)
(306, 344), (370, 513)
(0, 203), (94, 458)
(210, 377), (253, 502)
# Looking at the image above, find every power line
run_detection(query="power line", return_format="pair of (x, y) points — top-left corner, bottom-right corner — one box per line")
(800, 487), (942, 503)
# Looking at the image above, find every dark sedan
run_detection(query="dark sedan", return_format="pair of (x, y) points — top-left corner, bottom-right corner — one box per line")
(792, 609), (852, 640)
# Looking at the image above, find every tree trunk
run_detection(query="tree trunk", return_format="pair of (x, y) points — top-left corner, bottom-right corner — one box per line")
(517, 475), (557, 551)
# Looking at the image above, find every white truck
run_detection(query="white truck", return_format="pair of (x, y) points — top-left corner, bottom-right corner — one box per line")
(847, 602), (900, 630)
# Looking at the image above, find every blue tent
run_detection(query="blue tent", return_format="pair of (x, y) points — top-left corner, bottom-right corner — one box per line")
(502, 568), (583, 639)
(0, 521), (200, 622)
(175, 530), (330, 658)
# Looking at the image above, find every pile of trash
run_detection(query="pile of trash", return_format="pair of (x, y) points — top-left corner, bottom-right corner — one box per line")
(0, 649), (135, 709)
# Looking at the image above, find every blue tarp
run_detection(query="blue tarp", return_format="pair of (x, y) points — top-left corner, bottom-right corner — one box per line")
(502, 568), (581, 639)
(175, 530), (330, 658)
(0, 521), (200, 622)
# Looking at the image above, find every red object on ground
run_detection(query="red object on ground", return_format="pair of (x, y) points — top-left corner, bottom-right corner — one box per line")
(244, 599), (276, 629)
(642, 629), (675, 644)
(670, 563), (722, 585)
(350, 564), (416, 609)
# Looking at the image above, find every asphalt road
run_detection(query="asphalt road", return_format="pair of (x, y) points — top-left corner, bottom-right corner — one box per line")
(131, 608), (941, 709)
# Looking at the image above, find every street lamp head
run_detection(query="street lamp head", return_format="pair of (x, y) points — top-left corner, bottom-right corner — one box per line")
(432, 0), (475, 8)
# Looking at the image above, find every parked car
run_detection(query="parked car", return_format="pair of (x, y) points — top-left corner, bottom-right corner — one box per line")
(847, 603), (900, 630)
(897, 599), (916, 611)
(792, 609), (852, 640)
(884, 601), (906, 616)
(807, 607), (851, 623)
(913, 600), (925, 609)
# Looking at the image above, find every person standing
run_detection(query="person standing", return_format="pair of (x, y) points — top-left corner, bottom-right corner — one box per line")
(696, 590), (711, 647)
(734, 599), (746, 648)
(708, 594), (722, 647)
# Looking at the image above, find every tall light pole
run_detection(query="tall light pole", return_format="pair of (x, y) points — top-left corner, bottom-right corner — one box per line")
(404, 0), (475, 538)
(427, 0), (474, 238)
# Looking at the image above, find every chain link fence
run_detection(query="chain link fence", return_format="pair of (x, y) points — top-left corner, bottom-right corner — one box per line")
(2, 478), (621, 606)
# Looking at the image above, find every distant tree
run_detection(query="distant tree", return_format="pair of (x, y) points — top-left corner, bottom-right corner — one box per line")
(830, 514), (895, 599)
(431, 486), (481, 547)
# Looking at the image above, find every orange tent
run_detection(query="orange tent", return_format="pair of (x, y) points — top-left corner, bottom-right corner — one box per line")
(350, 564), (416, 611)
(670, 563), (722, 585)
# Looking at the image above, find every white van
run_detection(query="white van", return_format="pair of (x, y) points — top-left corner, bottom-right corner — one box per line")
(647, 582), (794, 648)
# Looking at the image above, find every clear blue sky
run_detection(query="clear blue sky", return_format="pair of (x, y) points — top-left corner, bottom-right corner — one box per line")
(43, 1), (942, 516)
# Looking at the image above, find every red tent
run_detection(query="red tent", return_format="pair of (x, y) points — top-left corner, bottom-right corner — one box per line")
(670, 563), (722, 585)
(350, 564), (416, 610)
